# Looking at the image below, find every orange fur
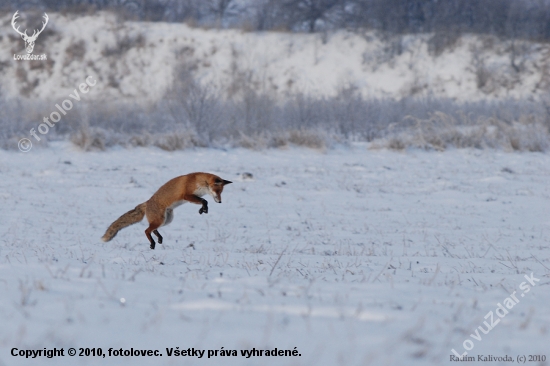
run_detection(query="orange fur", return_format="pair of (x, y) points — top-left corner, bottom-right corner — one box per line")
(102, 172), (232, 249)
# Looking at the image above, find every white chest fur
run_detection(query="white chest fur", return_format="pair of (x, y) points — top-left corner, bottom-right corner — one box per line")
(194, 185), (210, 197)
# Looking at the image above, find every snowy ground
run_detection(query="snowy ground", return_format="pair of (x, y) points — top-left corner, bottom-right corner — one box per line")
(0, 143), (549, 366)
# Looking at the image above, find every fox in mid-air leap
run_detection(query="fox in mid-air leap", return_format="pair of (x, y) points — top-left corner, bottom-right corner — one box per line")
(102, 172), (232, 249)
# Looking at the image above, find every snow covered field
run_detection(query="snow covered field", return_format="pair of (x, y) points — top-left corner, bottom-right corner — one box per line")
(0, 143), (549, 365)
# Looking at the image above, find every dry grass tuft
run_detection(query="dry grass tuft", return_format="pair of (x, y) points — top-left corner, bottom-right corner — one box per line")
(237, 132), (269, 150)
(234, 129), (329, 150)
(372, 112), (550, 152)
(71, 126), (109, 151)
(153, 131), (203, 151)
(287, 129), (328, 149)
(70, 125), (204, 152)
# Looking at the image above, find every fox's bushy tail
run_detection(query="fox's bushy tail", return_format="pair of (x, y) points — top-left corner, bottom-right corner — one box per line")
(101, 202), (147, 242)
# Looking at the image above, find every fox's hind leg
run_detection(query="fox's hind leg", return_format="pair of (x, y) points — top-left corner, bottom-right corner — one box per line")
(151, 208), (173, 245)
(145, 222), (161, 249)
(153, 230), (163, 244)
(144, 204), (167, 249)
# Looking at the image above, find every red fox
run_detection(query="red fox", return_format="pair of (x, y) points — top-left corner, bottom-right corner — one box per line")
(102, 172), (232, 249)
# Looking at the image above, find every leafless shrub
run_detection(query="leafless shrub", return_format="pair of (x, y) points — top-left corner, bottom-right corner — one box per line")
(471, 52), (493, 92)
(236, 132), (270, 150)
(1, 66), (548, 153)
(363, 34), (404, 70)
(1, 136), (35, 151)
(71, 126), (109, 151)
(153, 131), (203, 151)
(386, 137), (406, 150)
(231, 129), (331, 150)
(102, 33), (146, 57)
(508, 40), (531, 74)
(373, 111), (550, 152)
(64, 40), (87, 67)
(428, 31), (460, 57)
(128, 133), (152, 147)
(287, 129), (327, 149)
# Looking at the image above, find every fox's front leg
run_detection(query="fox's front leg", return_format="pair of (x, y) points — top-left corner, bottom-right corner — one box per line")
(199, 201), (208, 214)
(183, 194), (208, 214)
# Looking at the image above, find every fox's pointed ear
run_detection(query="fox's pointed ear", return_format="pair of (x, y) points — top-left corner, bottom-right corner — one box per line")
(222, 180), (232, 185)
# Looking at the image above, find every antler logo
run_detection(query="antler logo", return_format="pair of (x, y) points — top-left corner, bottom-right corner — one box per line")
(12, 11), (49, 54)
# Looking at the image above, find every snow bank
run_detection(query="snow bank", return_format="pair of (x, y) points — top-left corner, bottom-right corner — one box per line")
(1, 12), (549, 102)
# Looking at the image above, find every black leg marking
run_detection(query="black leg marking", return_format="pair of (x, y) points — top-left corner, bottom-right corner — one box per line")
(199, 199), (208, 214)
(145, 230), (156, 250)
(153, 230), (163, 244)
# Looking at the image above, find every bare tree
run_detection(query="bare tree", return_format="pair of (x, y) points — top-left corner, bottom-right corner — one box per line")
(283, 0), (345, 32)
(162, 0), (202, 22)
(7, 0), (550, 40)
(205, 0), (239, 27)
(253, 0), (287, 31)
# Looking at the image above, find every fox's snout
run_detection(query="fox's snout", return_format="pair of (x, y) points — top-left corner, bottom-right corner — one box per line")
(211, 179), (232, 203)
